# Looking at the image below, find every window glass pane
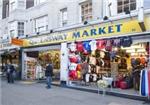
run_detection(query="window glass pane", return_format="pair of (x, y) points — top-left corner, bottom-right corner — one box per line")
(124, 0), (129, 4)
(81, 1), (92, 22)
(118, 0), (123, 5)
(34, 16), (48, 32)
(117, 0), (136, 14)
(130, 3), (136, 10)
(60, 8), (67, 26)
(130, 0), (136, 3)
(124, 4), (129, 12)
(118, 6), (122, 13)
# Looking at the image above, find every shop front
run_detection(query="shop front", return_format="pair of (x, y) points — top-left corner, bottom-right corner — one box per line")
(23, 16), (150, 97)
(21, 44), (61, 82)
(0, 38), (21, 79)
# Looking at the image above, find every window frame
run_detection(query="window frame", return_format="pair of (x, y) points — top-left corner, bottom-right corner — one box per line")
(18, 22), (24, 37)
(34, 15), (48, 33)
(117, 0), (136, 14)
(80, 1), (93, 22)
(60, 8), (68, 27)
(10, 1), (16, 12)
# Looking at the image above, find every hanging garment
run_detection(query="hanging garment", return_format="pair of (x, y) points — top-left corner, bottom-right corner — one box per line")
(89, 56), (96, 65)
(76, 54), (82, 63)
(76, 64), (82, 71)
(140, 70), (146, 96)
(121, 37), (132, 47)
(100, 51), (105, 59)
(77, 71), (81, 79)
(76, 42), (84, 52)
(83, 41), (91, 52)
(69, 71), (77, 80)
(69, 54), (78, 63)
(91, 50), (96, 56)
(81, 62), (89, 75)
(96, 66), (100, 74)
(140, 57), (146, 65)
(148, 70), (150, 96)
(69, 42), (77, 52)
(92, 74), (97, 82)
(83, 49), (89, 55)
(145, 70), (149, 96)
(110, 51), (117, 61)
(69, 63), (77, 71)
(85, 73), (90, 82)
(97, 40), (106, 50)
(113, 38), (121, 47)
(105, 40), (113, 51)
(35, 65), (42, 79)
(89, 40), (97, 51)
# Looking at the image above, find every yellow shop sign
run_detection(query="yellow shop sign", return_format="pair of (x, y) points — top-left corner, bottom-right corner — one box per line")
(25, 19), (142, 47)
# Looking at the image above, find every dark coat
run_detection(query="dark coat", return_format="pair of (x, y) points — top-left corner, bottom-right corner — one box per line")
(5, 64), (15, 74)
(45, 64), (53, 77)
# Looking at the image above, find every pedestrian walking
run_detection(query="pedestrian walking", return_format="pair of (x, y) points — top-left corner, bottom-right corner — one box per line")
(45, 62), (53, 89)
(5, 60), (16, 83)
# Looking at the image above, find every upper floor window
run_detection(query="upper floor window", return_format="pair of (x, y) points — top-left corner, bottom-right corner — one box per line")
(2, 0), (9, 19)
(10, 2), (16, 11)
(35, 0), (47, 5)
(81, 1), (92, 22)
(6, 3), (9, 17)
(18, 22), (24, 36)
(117, 0), (136, 14)
(34, 16), (48, 33)
(9, 22), (16, 38)
(60, 8), (68, 27)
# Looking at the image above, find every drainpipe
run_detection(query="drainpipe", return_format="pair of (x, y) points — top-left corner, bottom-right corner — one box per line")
(138, 0), (146, 32)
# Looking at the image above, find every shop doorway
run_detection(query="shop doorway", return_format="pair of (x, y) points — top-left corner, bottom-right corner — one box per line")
(23, 45), (61, 82)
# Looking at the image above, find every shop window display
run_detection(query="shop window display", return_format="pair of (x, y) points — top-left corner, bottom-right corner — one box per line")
(68, 37), (149, 92)
(24, 50), (60, 80)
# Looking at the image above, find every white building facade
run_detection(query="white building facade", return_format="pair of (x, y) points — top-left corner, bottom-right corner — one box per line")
(0, 0), (150, 99)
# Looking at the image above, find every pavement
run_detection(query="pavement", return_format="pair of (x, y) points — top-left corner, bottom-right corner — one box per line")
(0, 79), (149, 105)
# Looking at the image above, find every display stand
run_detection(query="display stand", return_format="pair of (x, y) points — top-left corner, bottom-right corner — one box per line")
(97, 80), (108, 96)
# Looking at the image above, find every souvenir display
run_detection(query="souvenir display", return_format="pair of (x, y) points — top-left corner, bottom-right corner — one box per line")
(67, 39), (149, 93)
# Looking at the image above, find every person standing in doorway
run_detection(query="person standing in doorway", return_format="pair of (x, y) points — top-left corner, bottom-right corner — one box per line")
(5, 60), (15, 83)
(45, 62), (53, 89)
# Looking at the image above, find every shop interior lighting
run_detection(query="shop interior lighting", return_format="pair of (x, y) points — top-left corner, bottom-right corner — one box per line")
(121, 44), (145, 50)
(136, 48), (146, 52)
(126, 49), (135, 53)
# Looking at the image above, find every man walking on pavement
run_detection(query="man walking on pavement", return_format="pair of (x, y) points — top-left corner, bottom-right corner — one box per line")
(45, 62), (53, 89)
(5, 60), (16, 83)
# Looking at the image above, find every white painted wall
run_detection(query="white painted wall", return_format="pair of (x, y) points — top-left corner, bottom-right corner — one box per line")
(0, 0), (149, 38)
(60, 43), (69, 82)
